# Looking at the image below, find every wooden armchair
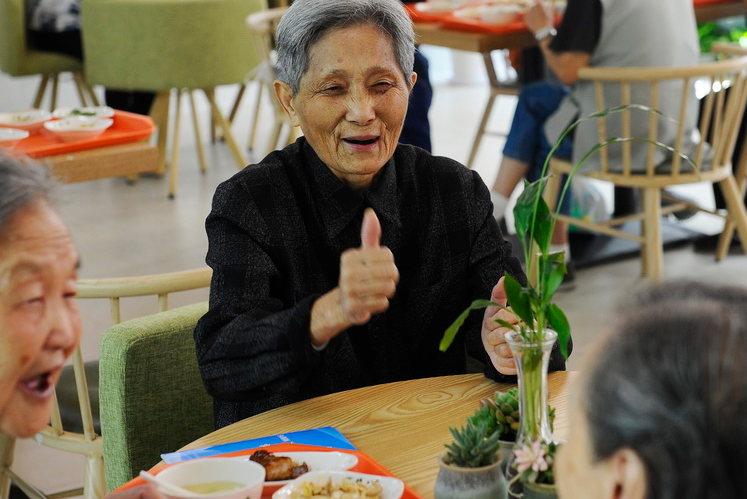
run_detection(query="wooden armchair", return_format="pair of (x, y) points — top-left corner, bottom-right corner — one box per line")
(543, 50), (747, 279)
(0, 268), (212, 499)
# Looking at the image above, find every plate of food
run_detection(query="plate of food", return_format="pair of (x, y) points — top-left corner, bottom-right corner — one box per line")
(0, 109), (52, 133)
(244, 450), (358, 489)
(53, 106), (115, 119)
(272, 470), (404, 499)
(0, 128), (30, 148)
(43, 116), (114, 142)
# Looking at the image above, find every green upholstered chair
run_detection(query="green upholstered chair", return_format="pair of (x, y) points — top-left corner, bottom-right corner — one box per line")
(81, 0), (268, 198)
(0, 0), (98, 110)
(99, 301), (213, 491)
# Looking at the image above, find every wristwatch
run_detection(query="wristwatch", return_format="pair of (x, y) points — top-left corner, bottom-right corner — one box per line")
(534, 26), (557, 43)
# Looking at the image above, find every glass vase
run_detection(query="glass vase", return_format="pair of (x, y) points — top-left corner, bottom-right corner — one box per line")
(503, 329), (557, 498)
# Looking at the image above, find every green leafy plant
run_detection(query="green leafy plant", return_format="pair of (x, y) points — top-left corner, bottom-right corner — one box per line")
(444, 418), (502, 468)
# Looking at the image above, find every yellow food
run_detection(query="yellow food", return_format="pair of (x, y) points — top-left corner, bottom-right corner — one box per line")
(290, 477), (383, 499)
(181, 481), (245, 494)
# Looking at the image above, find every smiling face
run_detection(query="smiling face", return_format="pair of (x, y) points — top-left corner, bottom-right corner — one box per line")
(0, 201), (81, 437)
(275, 23), (415, 190)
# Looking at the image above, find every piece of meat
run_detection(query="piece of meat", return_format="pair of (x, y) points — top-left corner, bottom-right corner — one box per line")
(249, 450), (308, 481)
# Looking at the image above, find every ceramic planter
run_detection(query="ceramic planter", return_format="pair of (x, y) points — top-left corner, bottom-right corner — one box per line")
(434, 452), (507, 499)
(523, 482), (557, 499)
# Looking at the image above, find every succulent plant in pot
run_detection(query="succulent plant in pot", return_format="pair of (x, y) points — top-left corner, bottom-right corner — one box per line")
(435, 419), (507, 499)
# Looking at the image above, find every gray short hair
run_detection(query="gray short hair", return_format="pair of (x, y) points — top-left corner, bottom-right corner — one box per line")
(584, 281), (747, 499)
(0, 151), (58, 237)
(275, 0), (415, 94)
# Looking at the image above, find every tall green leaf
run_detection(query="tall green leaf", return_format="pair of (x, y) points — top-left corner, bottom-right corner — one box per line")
(547, 304), (571, 359)
(440, 299), (499, 352)
(503, 273), (533, 327)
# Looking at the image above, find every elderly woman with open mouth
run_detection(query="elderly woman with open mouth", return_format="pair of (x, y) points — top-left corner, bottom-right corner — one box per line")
(0, 152), (164, 499)
(194, 0), (569, 428)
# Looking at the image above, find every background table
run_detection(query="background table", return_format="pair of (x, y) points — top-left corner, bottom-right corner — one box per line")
(40, 140), (159, 183)
(177, 372), (577, 499)
(412, 0), (744, 168)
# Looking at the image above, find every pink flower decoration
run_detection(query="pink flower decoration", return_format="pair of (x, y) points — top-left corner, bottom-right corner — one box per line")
(513, 440), (549, 474)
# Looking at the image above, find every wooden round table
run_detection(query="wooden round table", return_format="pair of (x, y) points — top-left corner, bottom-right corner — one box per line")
(177, 372), (577, 499)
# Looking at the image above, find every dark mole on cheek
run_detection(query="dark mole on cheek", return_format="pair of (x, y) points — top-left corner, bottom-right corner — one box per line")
(19, 354), (30, 365)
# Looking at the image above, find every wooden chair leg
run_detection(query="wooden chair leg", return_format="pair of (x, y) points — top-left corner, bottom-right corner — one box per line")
(188, 90), (207, 173)
(33, 74), (50, 109)
(169, 89), (183, 199)
(150, 91), (171, 175)
(50, 74), (60, 111)
(718, 175), (747, 258)
(0, 434), (14, 499)
(642, 187), (663, 279)
(83, 454), (105, 499)
(205, 89), (247, 168)
(465, 88), (498, 170)
(248, 82), (265, 153)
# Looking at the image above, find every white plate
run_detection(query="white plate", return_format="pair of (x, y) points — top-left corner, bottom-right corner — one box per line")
(43, 116), (114, 142)
(414, 1), (454, 14)
(272, 470), (404, 499)
(53, 106), (115, 119)
(243, 451), (358, 486)
(0, 128), (30, 147)
(0, 109), (52, 132)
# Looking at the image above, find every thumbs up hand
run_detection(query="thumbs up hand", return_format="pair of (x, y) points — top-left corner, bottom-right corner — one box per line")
(481, 277), (519, 375)
(338, 208), (399, 325)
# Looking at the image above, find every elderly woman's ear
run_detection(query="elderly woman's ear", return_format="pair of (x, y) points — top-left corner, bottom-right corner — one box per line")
(605, 448), (647, 499)
(274, 80), (302, 127)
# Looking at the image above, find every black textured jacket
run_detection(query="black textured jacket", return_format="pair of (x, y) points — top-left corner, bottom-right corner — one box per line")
(195, 138), (566, 428)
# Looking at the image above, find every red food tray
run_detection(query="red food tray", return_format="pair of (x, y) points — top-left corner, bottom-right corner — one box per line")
(115, 443), (425, 499)
(404, 3), (453, 23)
(693, 0), (738, 5)
(14, 110), (155, 158)
(440, 12), (531, 35)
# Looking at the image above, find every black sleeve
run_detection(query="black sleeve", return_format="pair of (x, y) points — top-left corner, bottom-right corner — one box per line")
(549, 0), (603, 54)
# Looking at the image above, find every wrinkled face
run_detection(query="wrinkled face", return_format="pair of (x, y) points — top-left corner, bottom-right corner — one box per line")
(0, 201), (81, 437)
(276, 24), (415, 190)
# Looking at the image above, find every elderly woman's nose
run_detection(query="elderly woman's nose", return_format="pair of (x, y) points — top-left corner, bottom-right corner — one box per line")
(45, 300), (79, 351)
(345, 91), (376, 125)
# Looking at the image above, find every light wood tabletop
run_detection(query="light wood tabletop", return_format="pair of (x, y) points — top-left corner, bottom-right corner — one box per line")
(178, 372), (578, 499)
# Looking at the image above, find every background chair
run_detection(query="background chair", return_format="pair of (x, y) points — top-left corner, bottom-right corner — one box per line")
(0, 0), (98, 110)
(99, 301), (213, 491)
(0, 268), (211, 499)
(81, 0), (268, 198)
(226, 7), (298, 157)
(543, 50), (747, 279)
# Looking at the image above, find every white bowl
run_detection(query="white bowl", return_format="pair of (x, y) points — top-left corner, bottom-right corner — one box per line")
(479, 4), (523, 24)
(0, 128), (30, 148)
(53, 106), (115, 119)
(0, 109), (52, 133)
(156, 457), (266, 499)
(272, 470), (404, 499)
(246, 451), (358, 487)
(44, 116), (113, 142)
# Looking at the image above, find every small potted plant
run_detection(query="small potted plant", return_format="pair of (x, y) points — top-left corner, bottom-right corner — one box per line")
(510, 439), (560, 499)
(435, 418), (507, 499)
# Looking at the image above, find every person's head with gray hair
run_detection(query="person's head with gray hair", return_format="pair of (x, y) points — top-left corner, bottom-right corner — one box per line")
(0, 151), (82, 438)
(556, 280), (747, 499)
(275, 0), (415, 94)
(272, 0), (417, 191)
(0, 151), (57, 237)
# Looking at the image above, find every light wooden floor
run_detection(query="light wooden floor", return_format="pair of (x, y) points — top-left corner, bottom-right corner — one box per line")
(2, 48), (745, 495)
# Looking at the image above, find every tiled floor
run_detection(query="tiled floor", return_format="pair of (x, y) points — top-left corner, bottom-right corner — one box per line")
(1, 47), (745, 495)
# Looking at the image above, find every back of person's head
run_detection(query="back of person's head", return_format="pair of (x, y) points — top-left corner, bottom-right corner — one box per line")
(0, 151), (57, 238)
(275, 0), (415, 94)
(584, 281), (747, 499)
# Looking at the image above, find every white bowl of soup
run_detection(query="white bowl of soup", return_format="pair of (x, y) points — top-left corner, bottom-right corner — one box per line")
(155, 457), (266, 499)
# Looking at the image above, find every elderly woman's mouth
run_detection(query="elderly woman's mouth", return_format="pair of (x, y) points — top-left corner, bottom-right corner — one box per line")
(342, 136), (380, 148)
(19, 371), (56, 399)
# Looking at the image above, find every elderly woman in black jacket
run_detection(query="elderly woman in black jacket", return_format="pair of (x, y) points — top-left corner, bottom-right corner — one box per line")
(195, 0), (568, 428)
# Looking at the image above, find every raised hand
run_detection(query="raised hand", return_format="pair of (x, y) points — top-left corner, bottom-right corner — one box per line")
(482, 277), (519, 375)
(338, 208), (399, 325)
